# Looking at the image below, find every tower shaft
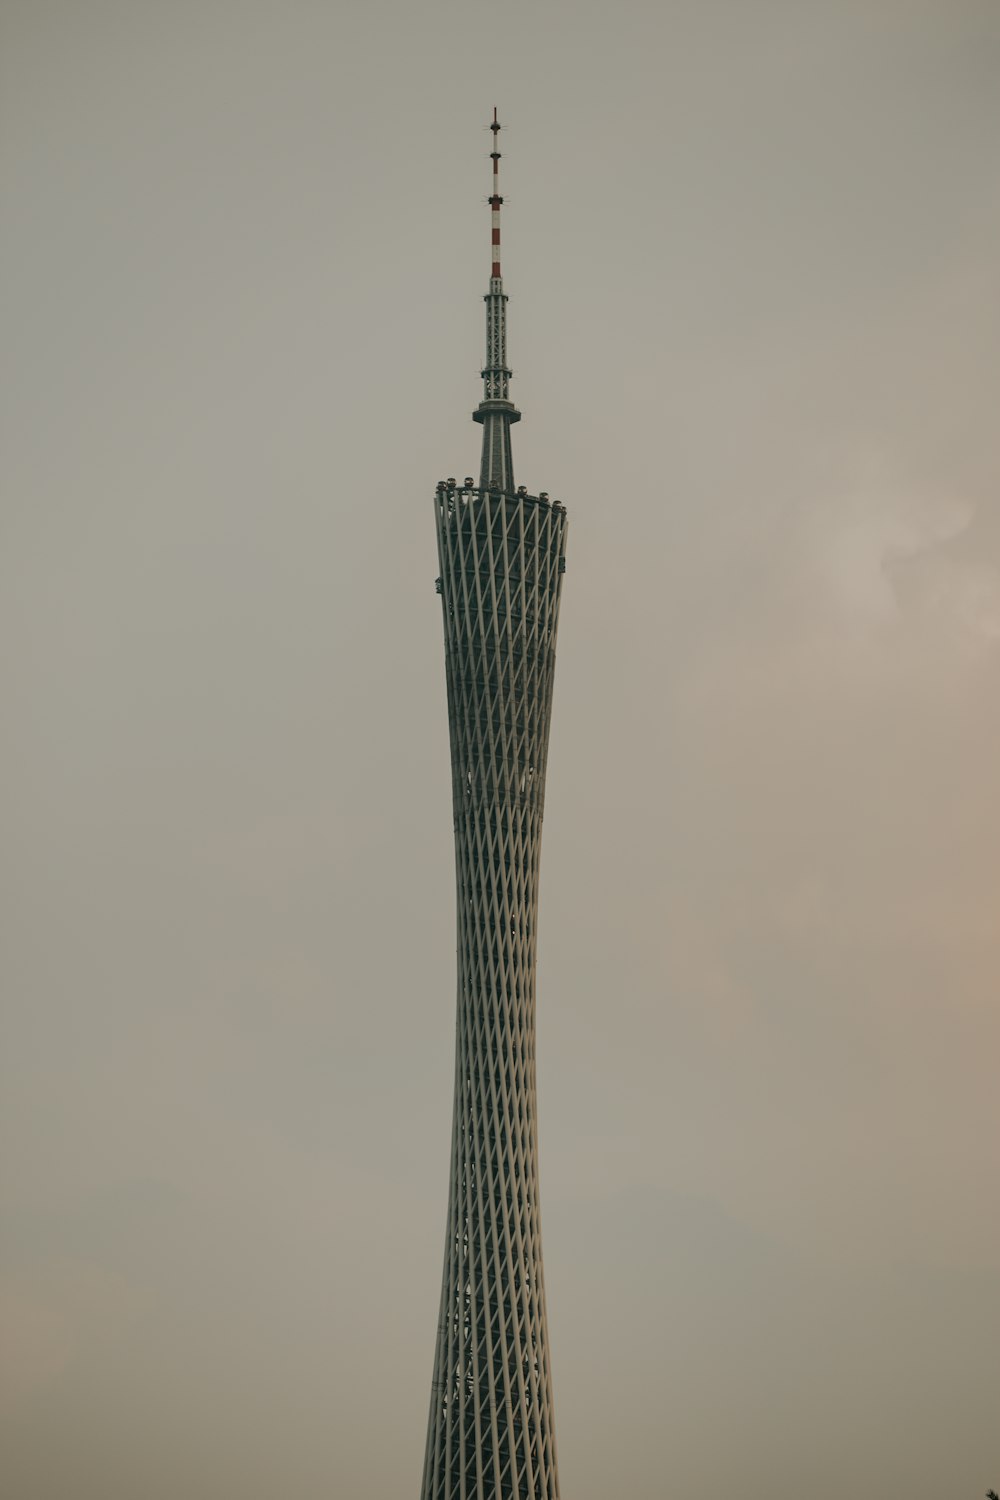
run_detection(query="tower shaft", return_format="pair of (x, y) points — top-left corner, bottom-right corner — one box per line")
(421, 116), (566, 1500)
(424, 481), (566, 1500)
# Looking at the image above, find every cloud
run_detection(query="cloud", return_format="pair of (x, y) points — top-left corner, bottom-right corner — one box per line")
(813, 484), (1000, 655)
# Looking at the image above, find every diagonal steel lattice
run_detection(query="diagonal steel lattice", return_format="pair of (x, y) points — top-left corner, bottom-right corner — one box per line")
(421, 478), (567, 1500)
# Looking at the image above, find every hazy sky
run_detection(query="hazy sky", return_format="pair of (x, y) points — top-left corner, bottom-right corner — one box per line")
(2, 2), (998, 1497)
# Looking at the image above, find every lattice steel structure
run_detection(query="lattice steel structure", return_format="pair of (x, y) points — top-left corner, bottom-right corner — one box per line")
(420, 114), (567, 1500)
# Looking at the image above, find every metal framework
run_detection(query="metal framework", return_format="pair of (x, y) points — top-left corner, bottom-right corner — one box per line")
(421, 115), (567, 1500)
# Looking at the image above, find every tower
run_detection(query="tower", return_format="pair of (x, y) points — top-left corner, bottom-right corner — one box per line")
(420, 114), (567, 1500)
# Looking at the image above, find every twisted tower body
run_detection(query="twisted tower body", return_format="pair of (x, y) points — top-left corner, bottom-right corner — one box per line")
(421, 114), (566, 1500)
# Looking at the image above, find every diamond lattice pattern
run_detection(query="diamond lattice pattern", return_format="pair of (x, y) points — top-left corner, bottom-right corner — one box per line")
(421, 486), (567, 1500)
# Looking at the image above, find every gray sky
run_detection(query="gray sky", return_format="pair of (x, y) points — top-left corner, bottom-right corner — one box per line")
(2, 2), (998, 1497)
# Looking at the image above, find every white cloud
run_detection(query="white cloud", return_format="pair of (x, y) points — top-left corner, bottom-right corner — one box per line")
(797, 481), (1000, 646)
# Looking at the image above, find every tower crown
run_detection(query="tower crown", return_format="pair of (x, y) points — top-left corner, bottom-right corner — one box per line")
(474, 108), (521, 491)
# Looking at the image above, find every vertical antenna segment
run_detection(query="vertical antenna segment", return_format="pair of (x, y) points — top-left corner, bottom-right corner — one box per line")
(475, 108), (520, 491)
(490, 107), (502, 280)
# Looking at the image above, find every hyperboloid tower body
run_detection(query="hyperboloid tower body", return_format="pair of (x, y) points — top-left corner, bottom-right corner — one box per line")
(420, 113), (567, 1500)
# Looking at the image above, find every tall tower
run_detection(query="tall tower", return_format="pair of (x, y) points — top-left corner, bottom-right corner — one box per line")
(421, 114), (567, 1500)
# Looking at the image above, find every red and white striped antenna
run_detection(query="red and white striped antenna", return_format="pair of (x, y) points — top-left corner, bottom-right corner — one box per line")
(474, 107), (520, 491)
(489, 107), (502, 280)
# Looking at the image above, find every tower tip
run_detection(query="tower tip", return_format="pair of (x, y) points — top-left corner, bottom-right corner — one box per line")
(489, 110), (502, 279)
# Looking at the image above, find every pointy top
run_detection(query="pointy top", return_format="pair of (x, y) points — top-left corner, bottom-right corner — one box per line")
(489, 107), (503, 279)
(474, 109), (520, 490)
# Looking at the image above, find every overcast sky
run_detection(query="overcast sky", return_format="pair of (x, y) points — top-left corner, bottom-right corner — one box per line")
(2, 2), (998, 1498)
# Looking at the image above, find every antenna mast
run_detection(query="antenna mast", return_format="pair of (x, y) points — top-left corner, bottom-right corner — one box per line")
(474, 109), (521, 490)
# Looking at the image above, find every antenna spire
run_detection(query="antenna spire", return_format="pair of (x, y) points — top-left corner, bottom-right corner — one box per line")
(474, 109), (520, 490)
(490, 107), (502, 279)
